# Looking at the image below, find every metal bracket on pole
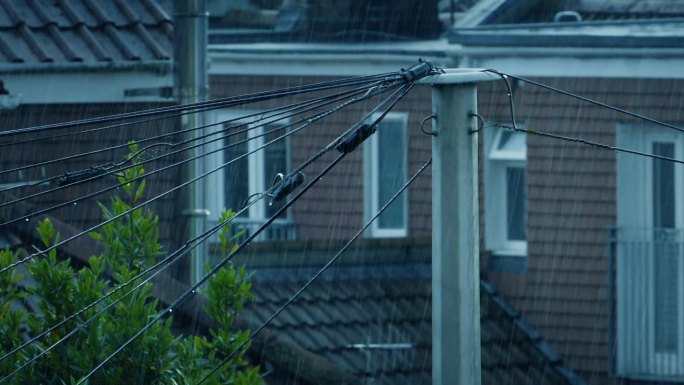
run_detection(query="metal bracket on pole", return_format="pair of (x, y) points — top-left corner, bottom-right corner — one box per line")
(416, 68), (497, 385)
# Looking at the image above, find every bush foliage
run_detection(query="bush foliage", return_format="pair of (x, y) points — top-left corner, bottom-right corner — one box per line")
(0, 144), (260, 385)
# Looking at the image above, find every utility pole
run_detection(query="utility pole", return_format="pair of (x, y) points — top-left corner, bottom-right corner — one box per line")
(175, 0), (209, 284)
(419, 69), (497, 385)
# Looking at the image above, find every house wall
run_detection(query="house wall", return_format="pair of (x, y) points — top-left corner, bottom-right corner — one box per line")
(0, 103), (181, 253)
(209, 75), (433, 241)
(481, 77), (684, 385)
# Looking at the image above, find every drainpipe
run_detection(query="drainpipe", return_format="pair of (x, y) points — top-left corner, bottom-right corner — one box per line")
(175, 0), (209, 284)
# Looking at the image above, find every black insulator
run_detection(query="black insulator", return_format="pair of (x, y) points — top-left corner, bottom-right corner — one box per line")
(336, 123), (376, 154)
(270, 172), (305, 203)
(57, 167), (106, 186)
(401, 60), (433, 82)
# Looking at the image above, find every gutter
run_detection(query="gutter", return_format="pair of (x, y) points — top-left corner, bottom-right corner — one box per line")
(0, 61), (172, 75)
(459, 46), (684, 58)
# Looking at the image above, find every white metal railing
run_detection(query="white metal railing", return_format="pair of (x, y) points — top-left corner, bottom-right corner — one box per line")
(610, 227), (684, 381)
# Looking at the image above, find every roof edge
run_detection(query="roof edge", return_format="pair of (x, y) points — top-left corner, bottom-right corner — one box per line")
(480, 279), (590, 385)
(0, 61), (172, 75)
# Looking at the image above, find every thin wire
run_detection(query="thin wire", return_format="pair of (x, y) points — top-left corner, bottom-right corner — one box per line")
(72, 80), (417, 384)
(0, 82), (406, 274)
(0, 197), (260, 380)
(493, 122), (684, 165)
(483, 69), (684, 135)
(0, 81), (380, 181)
(0, 72), (401, 138)
(197, 159), (432, 384)
(0, 81), (404, 372)
(74, 152), (348, 385)
(0, 82), (400, 226)
(485, 68), (684, 165)
(292, 82), (414, 175)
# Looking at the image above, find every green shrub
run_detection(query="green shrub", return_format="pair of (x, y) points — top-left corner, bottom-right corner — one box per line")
(0, 144), (260, 385)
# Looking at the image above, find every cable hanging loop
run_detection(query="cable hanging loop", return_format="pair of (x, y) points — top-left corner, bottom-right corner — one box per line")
(420, 114), (437, 136)
(268, 172), (305, 206)
(467, 112), (486, 134)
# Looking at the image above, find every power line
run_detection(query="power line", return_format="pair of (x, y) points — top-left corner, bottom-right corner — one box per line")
(0, 81), (400, 224)
(0, 72), (402, 138)
(71, 76), (418, 385)
(482, 69), (684, 165)
(73, 151), (348, 385)
(0, 82), (382, 192)
(0, 196), (261, 381)
(492, 123), (684, 166)
(0, 80), (402, 374)
(0, 80), (409, 276)
(483, 69), (684, 135)
(0, 80), (411, 378)
(197, 159), (432, 385)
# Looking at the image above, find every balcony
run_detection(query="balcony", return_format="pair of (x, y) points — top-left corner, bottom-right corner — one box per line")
(208, 216), (297, 243)
(609, 227), (684, 381)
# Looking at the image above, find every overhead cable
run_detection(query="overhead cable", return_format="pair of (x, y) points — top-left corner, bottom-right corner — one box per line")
(0, 72), (402, 138)
(197, 159), (432, 384)
(483, 69), (684, 134)
(71, 71), (422, 384)
(0, 82), (381, 193)
(0, 80), (406, 274)
(0, 81), (400, 223)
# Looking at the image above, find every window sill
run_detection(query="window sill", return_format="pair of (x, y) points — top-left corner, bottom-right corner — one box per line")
(487, 249), (527, 273)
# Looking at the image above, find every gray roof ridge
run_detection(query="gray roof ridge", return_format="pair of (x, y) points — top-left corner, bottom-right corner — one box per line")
(480, 278), (590, 385)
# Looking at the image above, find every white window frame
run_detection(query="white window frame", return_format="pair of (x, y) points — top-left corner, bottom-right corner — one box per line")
(363, 112), (408, 238)
(484, 125), (527, 257)
(616, 124), (684, 378)
(204, 109), (292, 234)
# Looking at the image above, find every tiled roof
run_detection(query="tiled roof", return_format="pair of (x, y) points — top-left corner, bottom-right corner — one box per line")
(244, 264), (587, 385)
(0, 0), (172, 64)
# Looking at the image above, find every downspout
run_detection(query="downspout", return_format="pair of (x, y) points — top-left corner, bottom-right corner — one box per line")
(175, 0), (209, 284)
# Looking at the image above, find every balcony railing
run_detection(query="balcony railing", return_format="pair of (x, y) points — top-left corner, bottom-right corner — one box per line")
(208, 216), (297, 243)
(609, 227), (684, 381)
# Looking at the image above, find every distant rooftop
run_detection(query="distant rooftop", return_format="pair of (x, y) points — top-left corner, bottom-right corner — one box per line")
(0, 0), (173, 65)
(486, 0), (684, 25)
(450, 0), (684, 48)
(207, 0), (442, 44)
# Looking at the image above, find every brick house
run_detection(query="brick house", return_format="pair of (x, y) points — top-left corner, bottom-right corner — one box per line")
(451, 1), (684, 384)
(5, 0), (684, 384)
(206, 0), (684, 384)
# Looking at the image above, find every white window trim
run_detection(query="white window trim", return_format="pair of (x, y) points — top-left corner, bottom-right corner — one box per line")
(204, 109), (291, 225)
(484, 125), (527, 257)
(616, 124), (684, 378)
(363, 111), (408, 238)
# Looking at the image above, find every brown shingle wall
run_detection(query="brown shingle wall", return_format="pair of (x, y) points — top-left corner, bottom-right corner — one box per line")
(481, 77), (684, 385)
(210, 75), (432, 241)
(0, 103), (180, 250)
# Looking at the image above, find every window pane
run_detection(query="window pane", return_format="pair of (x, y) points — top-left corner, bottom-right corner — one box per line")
(653, 142), (675, 229)
(377, 120), (406, 230)
(264, 125), (288, 218)
(652, 142), (678, 353)
(506, 167), (526, 241)
(224, 125), (248, 216)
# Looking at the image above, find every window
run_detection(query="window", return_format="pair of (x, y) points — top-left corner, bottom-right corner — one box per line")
(363, 112), (408, 238)
(615, 124), (684, 378)
(205, 110), (295, 243)
(484, 125), (527, 257)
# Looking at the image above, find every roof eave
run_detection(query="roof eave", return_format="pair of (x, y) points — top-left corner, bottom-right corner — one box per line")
(449, 31), (684, 49)
(0, 61), (173, 75)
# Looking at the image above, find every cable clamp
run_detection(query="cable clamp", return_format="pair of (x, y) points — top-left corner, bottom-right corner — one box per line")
(336, 123), (376, 154)
(269, 171), (305, 205)
(400, 59), (435, 82)
(468, 112), (486, 134)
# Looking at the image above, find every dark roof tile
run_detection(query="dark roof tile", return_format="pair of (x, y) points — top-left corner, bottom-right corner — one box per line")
(0, 0), (171, 64)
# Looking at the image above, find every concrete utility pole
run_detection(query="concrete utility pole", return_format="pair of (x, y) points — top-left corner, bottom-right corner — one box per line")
(418, 69), (497, 385)
(174, 0), (209, 284)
